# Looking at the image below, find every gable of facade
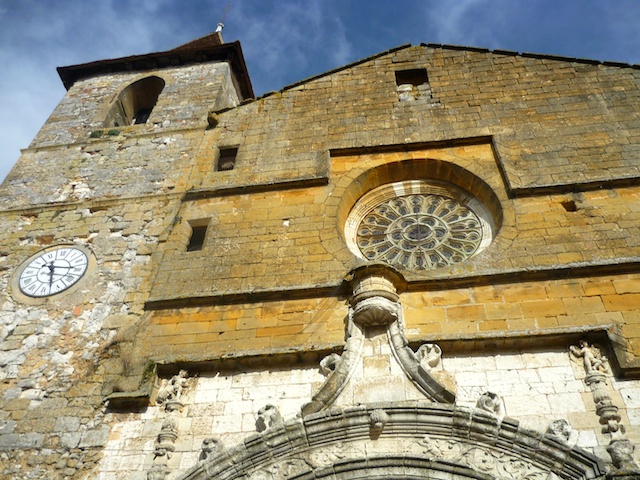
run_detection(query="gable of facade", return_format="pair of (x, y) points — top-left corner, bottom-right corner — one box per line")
(0, 38), (640, 480)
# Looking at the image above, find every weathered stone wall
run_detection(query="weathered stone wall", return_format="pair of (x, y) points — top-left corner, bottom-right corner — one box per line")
(0, 55), (244, 478)
(189, 45), (640, 194)
(92, 348), (640, 479)
(0, 196), (178, 478)
(33, 62), (238, 148)
(150, 142), (640, 302)
(2, 42), (640, 479)
(0, 62), (239, 209)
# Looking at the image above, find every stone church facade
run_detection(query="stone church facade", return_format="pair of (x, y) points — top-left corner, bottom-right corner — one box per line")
(1, 30), (640, 480)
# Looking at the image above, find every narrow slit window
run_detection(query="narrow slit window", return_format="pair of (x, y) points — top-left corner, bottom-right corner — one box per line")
(187, 224), (208, 252)
(217, 147), (238, 171)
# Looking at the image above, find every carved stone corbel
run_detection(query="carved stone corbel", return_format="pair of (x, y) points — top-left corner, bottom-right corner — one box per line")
(349, 269), (400, 327)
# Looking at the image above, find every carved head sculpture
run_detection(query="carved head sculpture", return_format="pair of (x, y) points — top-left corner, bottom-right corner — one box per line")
(546, 419), (572, 441)
(199, 437), (224, 462)
(476, 391), (501, 415)
(369, 409), (389, 430)
(256, 404), (283, 432)
(608, 439), (640, 471)
(319, 353), (341, 376)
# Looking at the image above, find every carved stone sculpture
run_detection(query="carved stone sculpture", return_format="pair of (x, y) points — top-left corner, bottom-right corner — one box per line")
(256, 404), (283, 432)
(157, 369), (188, 405)
(607, 439), (640, 475)
(415, 343), (442, 369)
(570, 342), (624, 434)
(319, 353), (341, 376)
(546, 419), (572, 441)
(147, 463), (169, 480)
(351, 296), (399, 326)
(570, 341), (607, 374)
(476, 392), (501, 416)
(157, 417), (178, 445)
(369, 409), (389, 430)
(199, 437), (224, 463)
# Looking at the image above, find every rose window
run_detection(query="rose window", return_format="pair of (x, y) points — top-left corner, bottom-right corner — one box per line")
(345, 181), (495, 271)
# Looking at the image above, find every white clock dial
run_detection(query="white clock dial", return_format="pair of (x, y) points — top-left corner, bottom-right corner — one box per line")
(18, 246), (89, 298)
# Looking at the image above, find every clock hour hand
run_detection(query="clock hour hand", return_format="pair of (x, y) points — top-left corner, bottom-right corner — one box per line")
(47, 262), (55, 286)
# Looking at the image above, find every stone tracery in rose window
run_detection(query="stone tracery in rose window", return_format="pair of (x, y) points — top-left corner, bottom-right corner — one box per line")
(345, 181), (495, 272)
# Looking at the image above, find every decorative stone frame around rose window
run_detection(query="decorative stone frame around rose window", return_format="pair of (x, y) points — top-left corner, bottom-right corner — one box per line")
(344, 180), (495, 272)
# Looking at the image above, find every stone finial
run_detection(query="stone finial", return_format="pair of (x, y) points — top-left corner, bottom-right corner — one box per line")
(608, 439), (640, 473)
(199, 437), (224, 463)
(546, 419), (572, 441)
(256, 404), (283, 432)
(415, 343), (442, 369)
(319, 353), (341, 376)
(157, 417), (178, 443)
(476, 392), (501, 416)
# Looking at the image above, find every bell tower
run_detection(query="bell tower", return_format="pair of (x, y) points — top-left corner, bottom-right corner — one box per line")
(0, 31), (253, 478)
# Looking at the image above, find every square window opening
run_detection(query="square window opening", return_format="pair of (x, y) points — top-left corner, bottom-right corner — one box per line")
(187, 223), (209, 252)
(395, 68), (428, 87)
(217, 147), (238, 171)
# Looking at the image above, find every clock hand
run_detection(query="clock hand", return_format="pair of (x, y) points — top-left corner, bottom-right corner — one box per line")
(47, 262), (55, 286)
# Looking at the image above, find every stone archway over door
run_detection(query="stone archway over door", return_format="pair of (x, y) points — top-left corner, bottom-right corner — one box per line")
(179, 404), (606, 480)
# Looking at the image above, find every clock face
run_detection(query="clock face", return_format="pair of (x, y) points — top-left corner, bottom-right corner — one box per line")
(18, 246), (89, 298)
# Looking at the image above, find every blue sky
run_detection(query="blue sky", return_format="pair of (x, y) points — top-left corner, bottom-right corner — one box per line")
(1, 0), (640, 182)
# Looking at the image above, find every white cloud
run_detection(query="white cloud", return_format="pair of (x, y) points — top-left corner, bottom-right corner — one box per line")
(424, 0), (507, 48)
(230, 0), (353, 92)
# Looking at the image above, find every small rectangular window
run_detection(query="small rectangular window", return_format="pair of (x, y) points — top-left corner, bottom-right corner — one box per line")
(395, 68), (428, 87)
(217, 147), (238, 171)
(187, 222), (208, 252)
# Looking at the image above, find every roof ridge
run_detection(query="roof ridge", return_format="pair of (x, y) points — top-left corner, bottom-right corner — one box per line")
(423, 42), (640, 69)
